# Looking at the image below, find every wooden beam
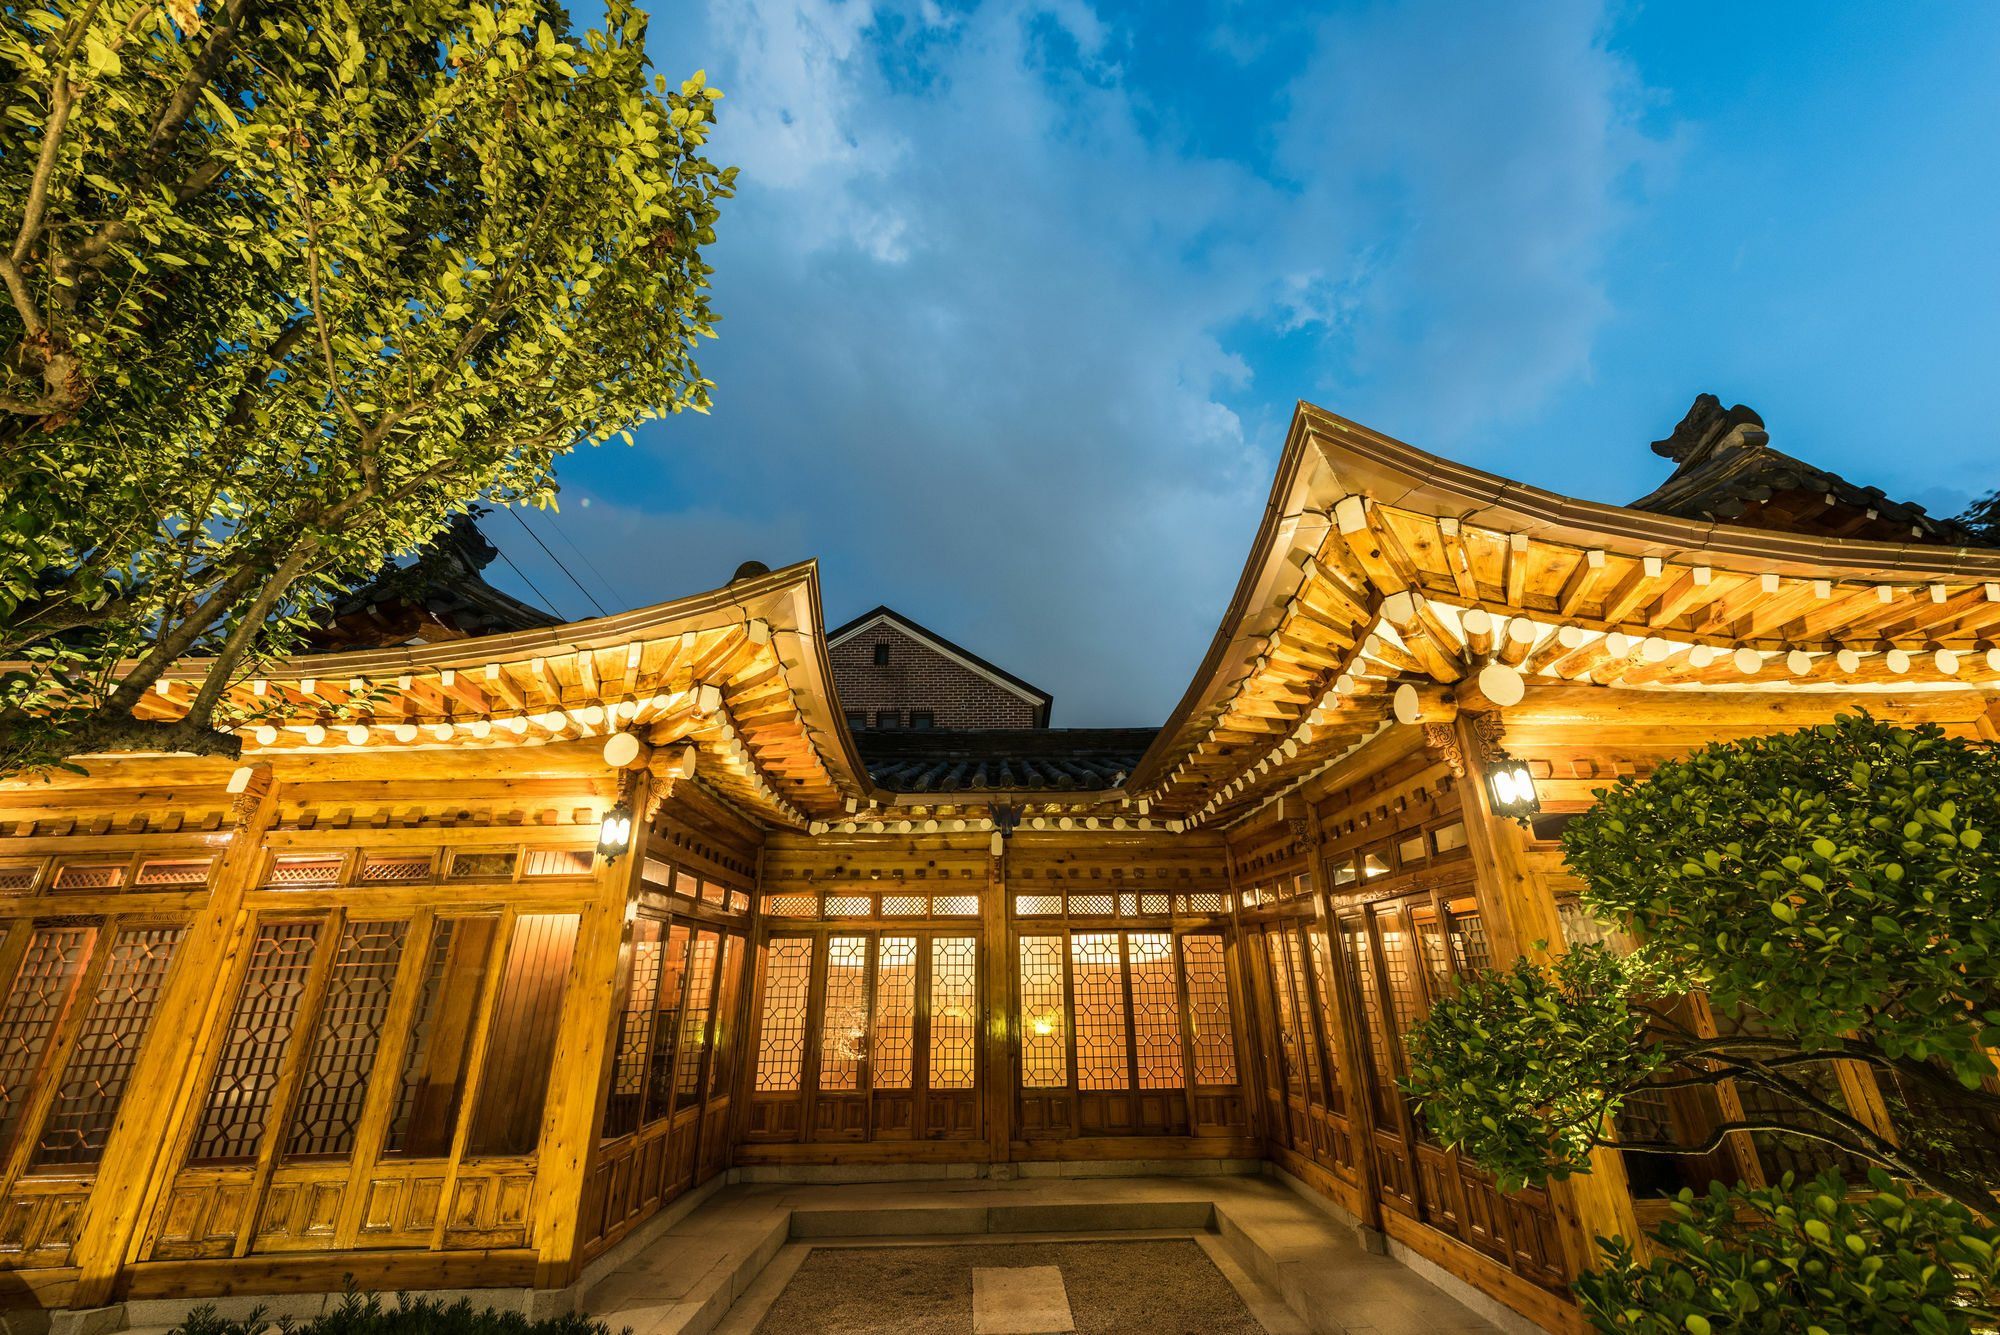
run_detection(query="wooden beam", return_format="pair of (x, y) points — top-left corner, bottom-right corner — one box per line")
(1557, 550), (1607, 618)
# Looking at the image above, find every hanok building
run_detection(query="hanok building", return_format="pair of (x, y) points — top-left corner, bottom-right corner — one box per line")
(0, 399), (1995, 1335)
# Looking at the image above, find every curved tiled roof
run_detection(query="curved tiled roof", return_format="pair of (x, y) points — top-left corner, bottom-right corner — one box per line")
(855, 728), (1155, 793)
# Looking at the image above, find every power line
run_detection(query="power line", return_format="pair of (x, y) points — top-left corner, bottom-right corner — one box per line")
(506, 505), (609, 618)
(488, 541), (566, 622)
(544, 506), (632, 612)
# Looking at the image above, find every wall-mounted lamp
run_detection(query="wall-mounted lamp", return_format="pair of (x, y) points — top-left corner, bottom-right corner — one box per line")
(597, 802), (635, 863)
(1484, 757), (1540, 823)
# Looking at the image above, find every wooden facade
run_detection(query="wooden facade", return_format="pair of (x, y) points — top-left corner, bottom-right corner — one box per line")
(2, 405), (1996, 1331)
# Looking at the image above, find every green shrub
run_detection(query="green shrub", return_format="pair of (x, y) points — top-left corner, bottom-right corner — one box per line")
(171, 1289), (627, 1335)
(1576, 1170), (2000, 1335)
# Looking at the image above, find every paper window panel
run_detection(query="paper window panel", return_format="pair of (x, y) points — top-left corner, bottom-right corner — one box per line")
(817, 936), (869, 1092)
(927, 937), (977, 1091)
(1071, 933), (1129, 1092)
(1180, 933), (1237, 1085)
(1128, 933), (1183, 1090)
(870, 937), (918, 1090)
(1017, 936), (1067, 1089)
(753, 938), (813, 1093)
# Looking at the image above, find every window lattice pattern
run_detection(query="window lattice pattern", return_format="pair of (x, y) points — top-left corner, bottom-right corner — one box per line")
(763, 895), (815, 918)
(754, 938), (813, 1093)
(136, 859), (212, 886)
(1450, 909), (1494, 974)
(1015, 895), (1061, 915)
(1281, 928), (1327, 1097)
(604, 921), (662, 1137)
(0, 866), (35, 891)
(1018, 936), (1067, 1089)
(1342, 919), (1402, 1123)
(0, 927), (92, 1156)
(32, 927), (179, 1166)
(882, 896), (926, 916)
(647, 926), (693, 1118)
(286, 919), (407, 1158)
(449, 850), (516, 879)
(928, 937), (977, 1091)
(1072, 933), (1128, 1092)
(1305, 924), (1346, 1113)
(1375, 908), (1425, 1033)
(1128, 933), (1182, 1090)
(267, 856), (341, 887)
(192, 921), (321, 1162)
(871, 937), (917, 1089)
(1265, 933), (1307, 1098)
(53, 863), (124, 891)
(708, 934), (745, 1101)
(1070, 894), (1113, 917)
(1181, 934), (1237, 1085)
(1413, 910), (1452, 994)
(818, 936), (869, 1092)
(361, 855), (433, 882)
(823, 895), (870, 917)
(674, 932), (719, 1102)
(932, 895), (978, 916)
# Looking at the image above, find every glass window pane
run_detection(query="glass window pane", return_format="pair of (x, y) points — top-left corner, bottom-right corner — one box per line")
(467, 913), (579, 1156)
(1073, 932), (1129, 1092)
(707, 934), (745, 1102)
(927, 937), (977, 1091)
(1018, 936), (1067, 1089)
(818, 936), (869, 1092)
(1180, 934), (1237, 1086)
(604, 919), (663, 1138)
(384, 916), (497, 1158)
(1129, 933), (1183, 1091)
(646, 925), (692, 1122)
(871, 937), (917, 1090)
(286, 919), (408, 1159)
(32, 927), (178, 1167)
(753, 937), (813, 1093)
(193, 921), (321, 1163)
(0, 925), (94, 1162)
(674, 932), (720, 1105)
(1265, 932), (1306, 1098)
(1306, 924), (1345, 1114)
(1283, 928), (1327, 1100)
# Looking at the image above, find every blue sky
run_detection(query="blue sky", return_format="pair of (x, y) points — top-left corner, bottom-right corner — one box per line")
(487, 0), (2000, 726)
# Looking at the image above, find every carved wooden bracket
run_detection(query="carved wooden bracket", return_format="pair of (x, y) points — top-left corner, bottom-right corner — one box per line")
(1422, 723), (1465, 777)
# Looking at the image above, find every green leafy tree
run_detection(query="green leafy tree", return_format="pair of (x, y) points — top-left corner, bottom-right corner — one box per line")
(1, 0), (734, 772)
(1576, 1170), (2000, 1335)
(1404, 714), (2000, 1214)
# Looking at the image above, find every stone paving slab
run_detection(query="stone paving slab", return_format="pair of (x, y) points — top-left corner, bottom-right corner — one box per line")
(971, 1266), (1074, 1334)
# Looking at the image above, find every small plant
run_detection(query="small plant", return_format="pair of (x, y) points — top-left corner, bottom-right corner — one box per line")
(170, 1289), (629, 1335)
(1575, 1170), (2000, 1335)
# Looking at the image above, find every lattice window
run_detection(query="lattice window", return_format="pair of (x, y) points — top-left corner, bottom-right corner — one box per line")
(267, 855), (342, 887)
(1128, 933), (1182, 1090)
(1139, 894), (1169, 916)
(1181, 933), (1236, 1086)
(31, 927), (181, 1167)
(646, 925), (693, 1118)
(192, 921), (321, 1163)
(1449, 906), (1494, 973)
(928, 937), (977, 1091)
(818, 936), (869, 1092)
(383, 916), (497, 1158)
(1188, 893), (1224, 913)
(0, 865), (36, 891)
(674, 932), (720, 1103)
(1282, 928), (1327, 1098)
(1018, 936), (1067, 1089)
(1014, 895), (1061, 916)
(933, 895), (978, 917)
(523, 848), (594, 877)
(286, 919), (408, 1158)
(0, 926), (93, 1157)
(448, 849), (517, 880)
(136, 859), (213, 886)
(762, 895), (815, 918)
(754, 938), (813, 1093)
(1265, 933), (1307, 1098)
(1070, 893), (1113, 917)
(707, 934), (745, 1101)
(1341, 918), (1402, 1123)
(1375, 906), (1426, 1034)
(604, 919), (662, 1138)
(824, 896), (871, 917)
(1412, 907), (1452, 994)
(361, 854), (433, 882)
(53, 863), (125, 892)
(1072, 933), (1128, 1092)
(871, 937), (917, 1089)
(1305, 924), (1346, 1114)
(881, 896), (926, 916)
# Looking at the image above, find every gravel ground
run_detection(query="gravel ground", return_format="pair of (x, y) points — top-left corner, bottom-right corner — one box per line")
(750, 1238), (1268, 1335)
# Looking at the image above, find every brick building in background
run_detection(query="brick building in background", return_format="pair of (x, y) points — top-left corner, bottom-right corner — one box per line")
(827, 606), (1053, 730)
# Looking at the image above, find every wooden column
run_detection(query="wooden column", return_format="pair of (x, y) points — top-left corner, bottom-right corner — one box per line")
(67, 766), (280, 1310)
(1451, 713), (1641, 1274)
(528, 770), (652, 1290)
(982, 842), (1012, 1165)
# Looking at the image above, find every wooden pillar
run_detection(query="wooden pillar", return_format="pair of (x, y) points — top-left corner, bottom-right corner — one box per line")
(982, 841), (1013, 1166)
(67, 766), (280, 1310)
(1451, 714), (1641, 1273)
(528, 770), (652, 1290)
